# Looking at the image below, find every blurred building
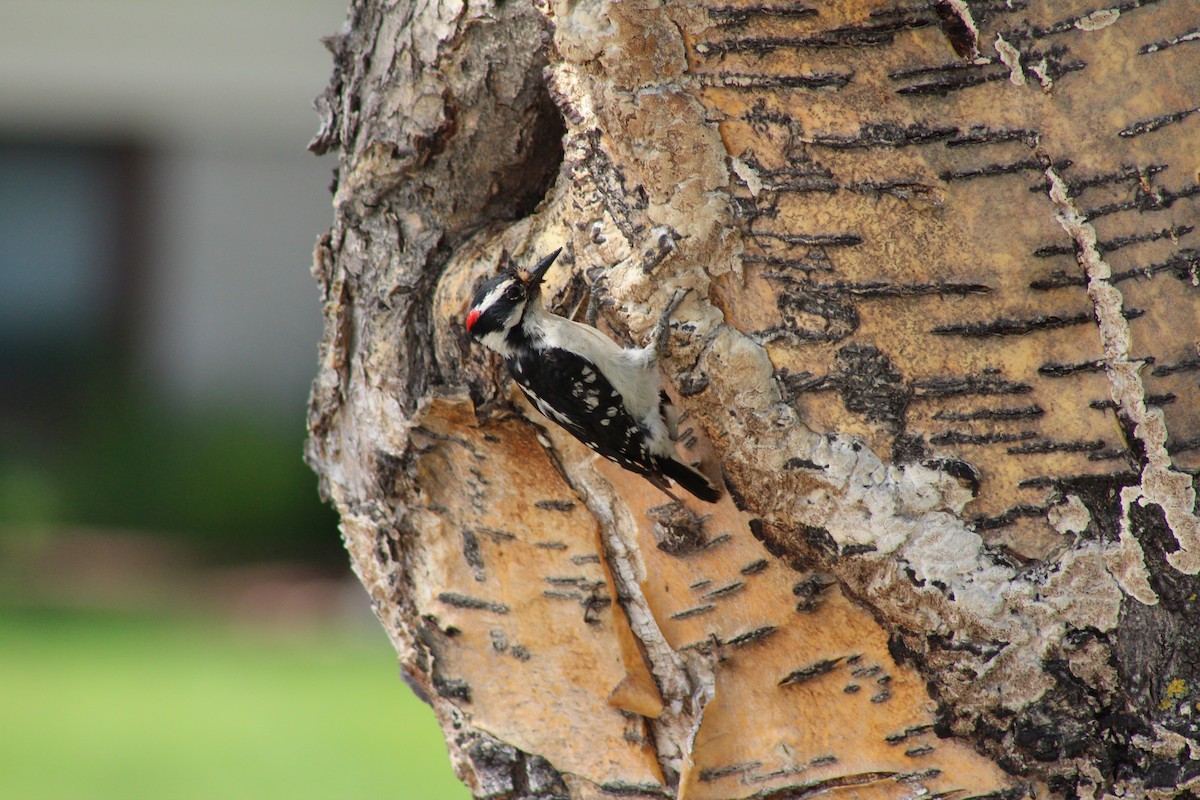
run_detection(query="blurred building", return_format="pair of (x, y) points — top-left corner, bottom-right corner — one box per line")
(0, 1), (349, 562)
(0, 1), (346, 413)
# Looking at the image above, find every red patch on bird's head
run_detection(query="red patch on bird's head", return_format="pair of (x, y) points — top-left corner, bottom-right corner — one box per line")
(466, 309), (481, 333)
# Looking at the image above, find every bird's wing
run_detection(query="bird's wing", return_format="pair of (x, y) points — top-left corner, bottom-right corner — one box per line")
(510, 347), (656, 476)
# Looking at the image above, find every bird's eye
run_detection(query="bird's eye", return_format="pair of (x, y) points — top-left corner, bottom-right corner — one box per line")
(505, 286), (524, 301)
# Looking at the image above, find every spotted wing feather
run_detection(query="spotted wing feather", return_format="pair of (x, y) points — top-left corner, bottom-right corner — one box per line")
(509, 347), (657, 477)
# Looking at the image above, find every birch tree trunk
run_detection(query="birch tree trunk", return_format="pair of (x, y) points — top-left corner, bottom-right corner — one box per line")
(306, 1), (1200, 798)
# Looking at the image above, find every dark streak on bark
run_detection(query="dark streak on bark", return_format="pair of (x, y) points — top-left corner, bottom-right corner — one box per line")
(1138, 26), (1200, 54)
(911, 374), (1033, 397)
(438, 592), (511, 614)
(930, 308), (1144, 337)
(933, 405), (1045, 422)
(1032, 225), (1193, 258)
(941, 159), (1069, 182)
(970, 504), (1048, 532)
(1031, 247), (1200, 289)
(930, 430), (1037, 446)
(1082, 181), (1200, 221)
(809, 122), (958, 149)
(1090, 394), (1175, 411)
(699, 71), (853, 90)
(724, 625), (779, 648)
(697, 8), (935, 55)
(1152, 356), (1200, 376)
(705, 5), (817, 27)
(779, 657), (845, 686)
(1117, 105), (1200, 137)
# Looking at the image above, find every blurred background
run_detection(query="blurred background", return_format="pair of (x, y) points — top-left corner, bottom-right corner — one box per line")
(0, 2), (467, 797)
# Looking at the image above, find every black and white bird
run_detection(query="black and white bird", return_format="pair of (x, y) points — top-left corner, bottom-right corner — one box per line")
(465, 248), (721, 503)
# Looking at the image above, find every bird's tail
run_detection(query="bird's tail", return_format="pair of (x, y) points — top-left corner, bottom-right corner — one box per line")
(656, 456), (722, 503)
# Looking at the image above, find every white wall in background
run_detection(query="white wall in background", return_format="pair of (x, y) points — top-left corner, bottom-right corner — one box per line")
(0, 1), (348, 413)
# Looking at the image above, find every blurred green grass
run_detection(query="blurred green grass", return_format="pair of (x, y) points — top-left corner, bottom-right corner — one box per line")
(0, 607), (470, 800)
(0, 369), (471, 798)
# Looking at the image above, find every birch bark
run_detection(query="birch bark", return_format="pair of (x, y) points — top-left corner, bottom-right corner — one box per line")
(307, 2), (1200, 797)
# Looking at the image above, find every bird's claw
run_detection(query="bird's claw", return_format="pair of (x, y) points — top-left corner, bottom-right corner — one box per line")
(653, 287), (692, 357)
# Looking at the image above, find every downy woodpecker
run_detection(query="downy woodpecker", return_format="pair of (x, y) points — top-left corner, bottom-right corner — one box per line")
(465, 249), (721, 503)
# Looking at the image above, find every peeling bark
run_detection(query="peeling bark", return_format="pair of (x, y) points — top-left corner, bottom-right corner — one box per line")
(306, 1), (1200, 798)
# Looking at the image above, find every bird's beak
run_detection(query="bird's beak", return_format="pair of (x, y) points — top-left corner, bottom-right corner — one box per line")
(528, 248), (562, 288)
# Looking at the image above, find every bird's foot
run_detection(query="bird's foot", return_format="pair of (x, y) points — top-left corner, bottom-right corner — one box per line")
(652, 288), (692, 358)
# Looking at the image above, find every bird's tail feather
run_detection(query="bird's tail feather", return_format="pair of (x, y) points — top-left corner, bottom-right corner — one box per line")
(656, 456), (721, 503)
